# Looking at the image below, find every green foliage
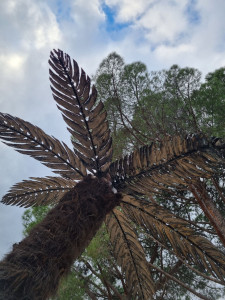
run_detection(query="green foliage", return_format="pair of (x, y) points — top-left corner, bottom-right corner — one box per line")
(84, 224), (109, 260)
(194, 67), (225, 137)
(95, 52), (125, 137)
(95, 53), (224, 158)
(94, 52), (225, 299)
(22, 205), (50, 236)
(56, 272), (85, 300)
(131, 64), (203, 145)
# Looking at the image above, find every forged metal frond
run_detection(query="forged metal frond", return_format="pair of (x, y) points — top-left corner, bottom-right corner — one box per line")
(2, 177), (75, 207)
(105, 209), (155, 299)
(110, 135), (224, 194)
(0, 113), (86, 180)
(121, 195), (225, 282)
(49, 49), (112, 174)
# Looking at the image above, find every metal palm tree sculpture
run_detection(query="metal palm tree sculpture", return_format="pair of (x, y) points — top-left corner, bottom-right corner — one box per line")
(1, 49), (225, 300)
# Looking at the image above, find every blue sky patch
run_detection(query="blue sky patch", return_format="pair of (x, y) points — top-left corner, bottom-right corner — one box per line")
(48, 0), (72, 23)
(101, 3), (131, 32)
(185, 0), (201, 25)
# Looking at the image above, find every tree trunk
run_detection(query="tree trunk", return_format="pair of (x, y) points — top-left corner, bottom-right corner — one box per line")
(190, 180), (225, 248)
(0, 175), (121, 300)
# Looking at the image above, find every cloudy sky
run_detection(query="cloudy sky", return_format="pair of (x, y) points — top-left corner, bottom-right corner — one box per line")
(0, 0), (225, 259)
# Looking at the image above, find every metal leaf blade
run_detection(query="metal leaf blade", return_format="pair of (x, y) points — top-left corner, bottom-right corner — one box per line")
(105, 209), (155, 299)
(49, 49), (112, 174)
(121, 195), (225, 282)
(110, 135), (223, 194)
(0, 113), (86, 180)
(2, 177), (75, 207)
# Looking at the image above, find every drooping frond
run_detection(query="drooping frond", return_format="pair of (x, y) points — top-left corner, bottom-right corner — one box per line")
(105, 209), (155, 299)
(0, 113), (86, 180)
(121, 195), (225, 282)
(110, 135), (224, 194)
(2, 177), (75, 207)
(49, 49), (112, 174)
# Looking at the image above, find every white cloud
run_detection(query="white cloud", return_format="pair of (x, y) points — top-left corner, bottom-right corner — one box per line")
(149, 0), (225, 74)
(0, 0), (65, 259)
(102, 0), (225, 75)
(155, 43), (195, 63)
(71, 0), (105, 23)
(137, 1), (189, 44)
(192, 0), (225, 54)
(1, 0), (61, 51)
(6, 54), (26, 70)
(0, 0), (64, 117)
(4, 0), (17, 13)
(105, 0), (151, 22)
(0, 53), (27, 77)
(104, 0), (189, 44)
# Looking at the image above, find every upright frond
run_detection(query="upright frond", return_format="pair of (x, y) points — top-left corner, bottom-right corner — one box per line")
(49, 49), (112, 174)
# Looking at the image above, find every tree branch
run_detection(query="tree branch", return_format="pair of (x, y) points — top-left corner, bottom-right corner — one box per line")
(148, 262), (212, 300)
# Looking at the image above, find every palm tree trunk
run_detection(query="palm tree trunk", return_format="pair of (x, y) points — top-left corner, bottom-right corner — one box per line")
(0, 175), (121, 300)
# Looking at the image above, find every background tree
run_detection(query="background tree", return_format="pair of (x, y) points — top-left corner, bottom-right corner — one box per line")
(193, 67), (225, 137)
(94, 52), (225, 299)
(95, 54), (225, 153)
